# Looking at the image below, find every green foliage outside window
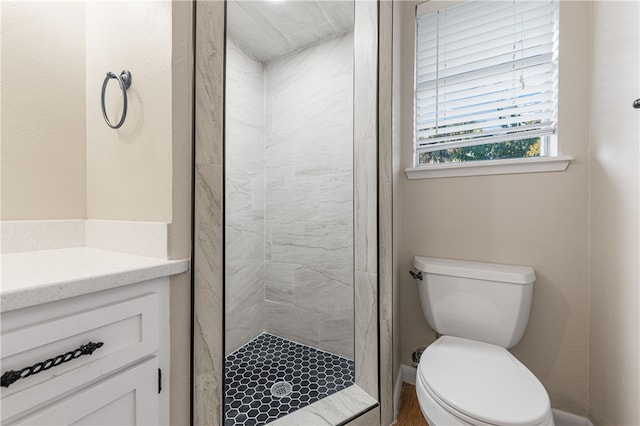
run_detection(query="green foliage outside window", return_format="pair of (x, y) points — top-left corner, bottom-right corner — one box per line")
(418, 117), (543, 164)
(419, 137), (541, 164)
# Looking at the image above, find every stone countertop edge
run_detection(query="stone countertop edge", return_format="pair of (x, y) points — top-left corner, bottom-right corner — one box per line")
(1, 248), (190, 313)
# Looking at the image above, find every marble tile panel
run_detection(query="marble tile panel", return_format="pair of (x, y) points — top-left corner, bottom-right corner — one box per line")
(264, 261), (296, 305)
(319, 315), (355, 359)
(225, 40), (264, 128)
(226, 302), (264, 355)
(193, 164), (223, 426)
(319, 3), (355, 37)
(194, 166), (223, 275)
(226, 178), (264, 222)
(268, 385), (377, 426)
(268, 75), (353, 136)
(293, 127), (353, 177)
(226, 149), (265, 180)
(265, 220), (273, 261)
(264, 176), (320, 223)
(194, 371), (222, 426)
(298, 264), (353, 288)
(227, 1), (353, 63)
(345, 406), (381, 426)
(270, 244), (351, 273)
(378, 2), (394, 421)
(193, 304), (215, 376)
(265, 280), (295, 305)
(226, 269), (263, 316)
(264, 260), (298, 284)
(227, 1), (295, 63)
(318, 198), (353, 225)
(270, 222), (352, 269)
(294, 267), (344, 315)
(265, 31), (353, 99)
(353, 1), (378, 143)
(354, 136), (378, 274)
(264, 300), (320, 347)
(264, 141), (296, 188)
(295, 266), (353, 317)
(317, 173), (354, 221)
(379, 318), (393, 425)
(334, 282), (356, 318)
(225, 220), (264, 273)
(194, 1), (224, 167)
(355, 271), (378, 399)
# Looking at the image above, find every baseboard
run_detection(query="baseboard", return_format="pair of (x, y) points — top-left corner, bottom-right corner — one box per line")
(393, 364), (418, 420)
(552, 409), (593, 426)
(401, 364), (417, 385)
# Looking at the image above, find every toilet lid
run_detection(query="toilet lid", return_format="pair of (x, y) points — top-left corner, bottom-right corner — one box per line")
(418, 336), (550, 426)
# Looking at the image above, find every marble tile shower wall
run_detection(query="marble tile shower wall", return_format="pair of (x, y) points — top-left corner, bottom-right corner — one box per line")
(263, 32), (355, 359)
(225, 40), (266, 355)
(225, 33), (355, 359)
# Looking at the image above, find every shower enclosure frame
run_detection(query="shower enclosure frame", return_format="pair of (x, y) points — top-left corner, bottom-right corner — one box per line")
(190, 1), (394, 424)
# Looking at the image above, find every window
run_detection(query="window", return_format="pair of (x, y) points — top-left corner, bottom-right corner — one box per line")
(409, 0), (570, 178)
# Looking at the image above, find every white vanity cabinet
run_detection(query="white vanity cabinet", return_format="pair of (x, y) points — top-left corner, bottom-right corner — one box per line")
(0, 278), (171, 426)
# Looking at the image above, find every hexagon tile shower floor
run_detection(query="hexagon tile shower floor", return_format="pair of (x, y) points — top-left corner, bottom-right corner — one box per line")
(224, 333), (355, 425)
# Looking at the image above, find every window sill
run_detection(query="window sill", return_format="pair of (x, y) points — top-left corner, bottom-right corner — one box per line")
(405, 155), (573, 180)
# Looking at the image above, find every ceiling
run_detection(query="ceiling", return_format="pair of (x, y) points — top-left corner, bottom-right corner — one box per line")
(227, 0), (354, 63)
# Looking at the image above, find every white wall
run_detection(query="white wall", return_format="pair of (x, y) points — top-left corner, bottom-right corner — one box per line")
(1, 2), (86, 220)
(589, 2), (640, 424)
(225, 40), (266, 355)
(396, 1), (591, 415)
(85, 1), (173, 222)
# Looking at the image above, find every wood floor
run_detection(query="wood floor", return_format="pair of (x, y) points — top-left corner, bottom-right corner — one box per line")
(395, 383), (429, 426)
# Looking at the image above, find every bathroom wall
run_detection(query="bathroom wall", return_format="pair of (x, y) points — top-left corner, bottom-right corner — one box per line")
(2, 3), (193, 424)
(589, 2), (640, 424)
(396, 1), (591, 415)
(225, 40), (266, 355)
(263, 32), (354, 359)
(1, 1), (87, 220)
(168, 2), (194, 425)
(85, 1), (173, 222)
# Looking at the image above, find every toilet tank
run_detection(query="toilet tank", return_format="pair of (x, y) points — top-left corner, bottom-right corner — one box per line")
(413, 256), (536, 348)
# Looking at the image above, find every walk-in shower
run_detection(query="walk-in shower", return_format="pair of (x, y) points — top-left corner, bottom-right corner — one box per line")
(224, 1), (355, 423)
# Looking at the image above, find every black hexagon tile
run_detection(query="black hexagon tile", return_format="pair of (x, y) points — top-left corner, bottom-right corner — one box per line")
(224, 333), (355, 425)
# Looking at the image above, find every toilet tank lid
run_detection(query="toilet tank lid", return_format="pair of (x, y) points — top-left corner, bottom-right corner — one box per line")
(413, 256), (535, 285)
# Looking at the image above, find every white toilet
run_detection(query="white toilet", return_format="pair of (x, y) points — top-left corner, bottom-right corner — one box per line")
(412, 256), (554, 426)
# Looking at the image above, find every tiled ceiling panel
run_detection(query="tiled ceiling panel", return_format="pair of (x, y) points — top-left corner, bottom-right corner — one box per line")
(227, 0), (354, 63)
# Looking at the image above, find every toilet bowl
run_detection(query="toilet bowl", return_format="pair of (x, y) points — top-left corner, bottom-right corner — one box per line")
(415, 336), (553, 426)
(411, 257), (554, 426)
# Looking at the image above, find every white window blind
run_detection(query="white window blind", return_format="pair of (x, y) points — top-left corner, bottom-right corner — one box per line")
(415, 0), (559, 165)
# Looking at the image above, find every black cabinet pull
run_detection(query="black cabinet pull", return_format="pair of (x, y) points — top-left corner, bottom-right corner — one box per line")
(633, 99), (640, 109)
(1, 341), (104, 388)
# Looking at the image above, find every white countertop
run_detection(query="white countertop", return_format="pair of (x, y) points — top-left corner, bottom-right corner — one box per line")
(1, 247), (189, 313)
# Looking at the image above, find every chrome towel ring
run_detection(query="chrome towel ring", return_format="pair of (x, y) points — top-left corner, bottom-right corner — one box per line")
(101, 70), (132, 129)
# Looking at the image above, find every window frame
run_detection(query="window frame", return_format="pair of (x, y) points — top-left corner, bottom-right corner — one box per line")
(406, 0), (572, 179)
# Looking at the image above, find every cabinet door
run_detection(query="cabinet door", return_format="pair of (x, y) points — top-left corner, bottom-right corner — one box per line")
(2, 292), (159, 422)
(10, 358), (158, 426)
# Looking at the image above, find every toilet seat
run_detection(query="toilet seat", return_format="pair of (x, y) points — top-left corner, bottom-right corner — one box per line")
(417, 336), (552, 426)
